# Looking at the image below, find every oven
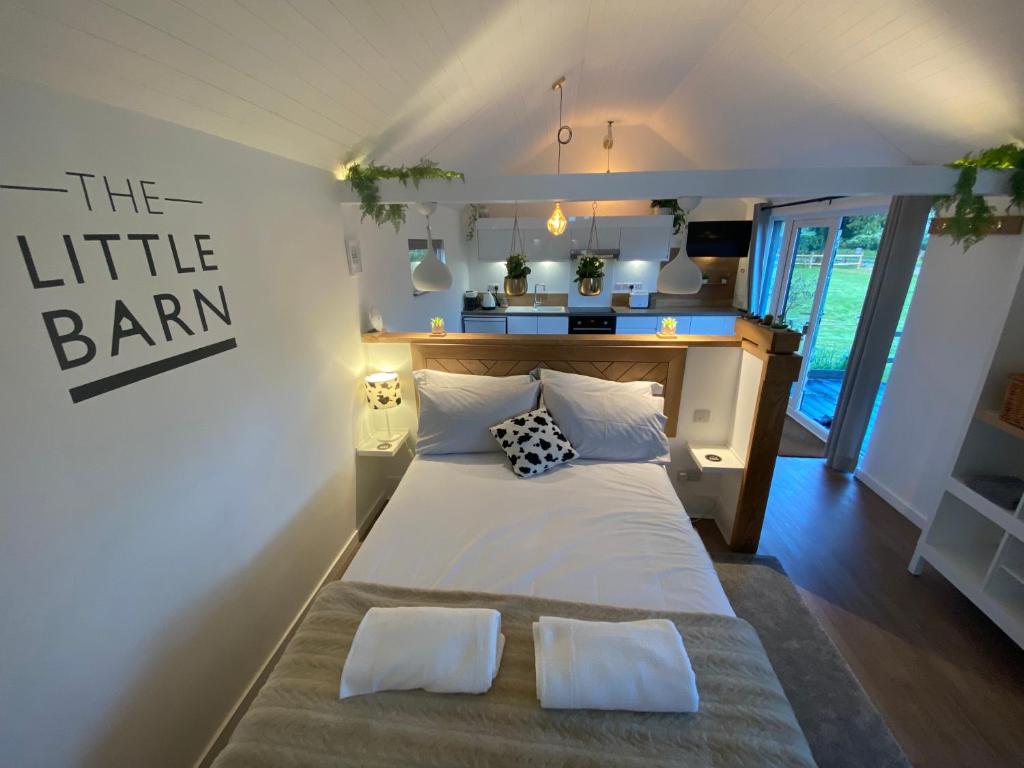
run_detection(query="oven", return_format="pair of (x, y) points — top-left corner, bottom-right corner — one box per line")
(568, 313), (617, 334)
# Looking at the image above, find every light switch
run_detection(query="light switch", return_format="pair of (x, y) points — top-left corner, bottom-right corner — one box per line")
(693, 409), (711, 423)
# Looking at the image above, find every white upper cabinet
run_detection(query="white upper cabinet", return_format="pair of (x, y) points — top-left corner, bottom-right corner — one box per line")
(476, 218), (569, 261)
(522, 226), (569, 262)
(475, 216), (671, 262)
(568, 218), (621, 253)
(619, 215), (673, 261)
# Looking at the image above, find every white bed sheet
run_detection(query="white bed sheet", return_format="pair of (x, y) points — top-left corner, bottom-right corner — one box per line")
(344, 455), (734, 617)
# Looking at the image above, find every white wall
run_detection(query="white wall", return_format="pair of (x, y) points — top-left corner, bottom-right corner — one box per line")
(857, 231), (1024, 527)
(344, 204), (469, 333)
(0, 78), (364, 768)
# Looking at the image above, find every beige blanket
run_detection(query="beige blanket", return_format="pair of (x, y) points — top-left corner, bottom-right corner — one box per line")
(213, 581), (816, 767)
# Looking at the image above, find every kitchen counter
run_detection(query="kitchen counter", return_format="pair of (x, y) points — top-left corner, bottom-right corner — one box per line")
(614, 306), (741, 316)
(462, 306), (741, 317)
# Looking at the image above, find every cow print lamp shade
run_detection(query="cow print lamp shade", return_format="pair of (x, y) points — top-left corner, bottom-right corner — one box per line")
(364, 372), (402, 447)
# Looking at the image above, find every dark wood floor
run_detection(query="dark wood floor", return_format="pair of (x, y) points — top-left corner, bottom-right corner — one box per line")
(696, 457), (1024, 768)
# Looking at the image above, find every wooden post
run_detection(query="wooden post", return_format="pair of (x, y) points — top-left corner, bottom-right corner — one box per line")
(730, 318), (803, 552)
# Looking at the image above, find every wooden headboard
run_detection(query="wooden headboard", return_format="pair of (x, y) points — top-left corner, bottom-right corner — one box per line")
(409, 340), (687, 436)
(364, 323), (804, 552)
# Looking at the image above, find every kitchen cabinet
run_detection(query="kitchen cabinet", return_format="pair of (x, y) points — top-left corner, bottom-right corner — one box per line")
(522, 227), (568, 262)
(506, 315), (538, 334)
(690, 316), (737, 335)
(463, 315), (507, 334)
(506, 315), (569, 334)
(475, 216), (671, 262)
(537, 316), (569, 334)
(618, 217), (673, 260)
(569, 219), (621, 252)
(615, 315), (660, 334)
(476, 218), (569, 261)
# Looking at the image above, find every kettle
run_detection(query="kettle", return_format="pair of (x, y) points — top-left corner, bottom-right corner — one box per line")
(480, 291), (497, 309)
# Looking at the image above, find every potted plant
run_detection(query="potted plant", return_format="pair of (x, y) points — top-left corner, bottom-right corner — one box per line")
(574, 255), (605, 296)
(504, 252), (531, 296)
(650, 199), (686, 235)
(429, 316), (446, 336)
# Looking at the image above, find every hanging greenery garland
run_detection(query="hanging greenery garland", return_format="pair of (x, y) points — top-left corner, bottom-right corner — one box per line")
(345, 160), (465, 231)
(649, 199), (686, 234)
(936, 143), (1024, 250)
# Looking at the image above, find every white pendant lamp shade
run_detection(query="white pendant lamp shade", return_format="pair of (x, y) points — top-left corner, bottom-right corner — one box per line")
(677, 196), (702, 213)
(411, 202), (453, 292)
(657, 252), (703, 294)
(412, 240), (453, 292)
(657, 226), (703, 295)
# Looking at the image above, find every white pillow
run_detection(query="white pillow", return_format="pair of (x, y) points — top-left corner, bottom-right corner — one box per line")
(540, 380), (671, 463)
(416, 379), (541, 455)
(534, 367), (664, 397)
(489, 407), (577, 478)
(415, 369), (534, 389)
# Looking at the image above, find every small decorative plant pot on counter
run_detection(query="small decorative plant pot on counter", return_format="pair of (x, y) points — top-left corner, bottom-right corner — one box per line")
(577, 277), (603, 296)
(657, 316), (678, 338)
(503, 276), (528, 296)
(429, 316), (446, 336)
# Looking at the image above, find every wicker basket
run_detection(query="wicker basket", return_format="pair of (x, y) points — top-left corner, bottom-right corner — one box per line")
(1001, 373), (1024, 430)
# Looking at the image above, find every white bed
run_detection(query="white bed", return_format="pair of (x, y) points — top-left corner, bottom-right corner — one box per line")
(345, 454), (734, 617)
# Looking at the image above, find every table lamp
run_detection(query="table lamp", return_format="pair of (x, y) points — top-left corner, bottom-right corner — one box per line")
(364, 371), (402, 449)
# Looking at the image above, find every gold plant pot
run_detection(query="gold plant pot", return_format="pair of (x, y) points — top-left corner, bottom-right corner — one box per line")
(504, 276), (528, 296)
(577, 277), (603, 296)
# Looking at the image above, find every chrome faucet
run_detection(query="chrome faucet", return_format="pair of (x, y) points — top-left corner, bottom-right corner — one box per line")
(533, 283), (547, 307)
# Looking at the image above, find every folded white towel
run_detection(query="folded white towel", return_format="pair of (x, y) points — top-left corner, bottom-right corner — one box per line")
(532, 616), (699, 712)
(340, 606), (505, 698)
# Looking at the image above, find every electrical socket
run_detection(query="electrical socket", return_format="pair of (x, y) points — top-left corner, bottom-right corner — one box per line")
(693, 408), (711, 423)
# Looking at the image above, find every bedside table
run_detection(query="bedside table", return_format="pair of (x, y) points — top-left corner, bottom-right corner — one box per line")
(357, 429), (410, 458)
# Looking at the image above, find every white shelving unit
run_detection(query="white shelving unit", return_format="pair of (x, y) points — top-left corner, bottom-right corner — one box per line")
(910, 254), (1024, 649)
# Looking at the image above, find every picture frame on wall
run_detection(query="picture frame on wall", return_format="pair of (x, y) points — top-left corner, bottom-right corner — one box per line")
(346, 238), (363, 275)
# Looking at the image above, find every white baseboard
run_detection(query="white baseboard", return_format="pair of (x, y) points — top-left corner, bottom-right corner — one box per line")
(358, 492), (389, 540)
(854, 468), (927, 528)
(195, 529), (360, 768)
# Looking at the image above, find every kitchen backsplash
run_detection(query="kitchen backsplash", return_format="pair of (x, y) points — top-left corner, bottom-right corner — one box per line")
(468, 253), (738, 309)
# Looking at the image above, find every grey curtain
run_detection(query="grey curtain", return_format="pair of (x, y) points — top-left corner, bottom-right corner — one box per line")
(825, 196), (933, 471)
(741, 202), (772, 312)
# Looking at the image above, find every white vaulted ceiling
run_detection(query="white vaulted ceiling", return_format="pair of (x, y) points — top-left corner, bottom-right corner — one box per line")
(0, 0), (1021, 176)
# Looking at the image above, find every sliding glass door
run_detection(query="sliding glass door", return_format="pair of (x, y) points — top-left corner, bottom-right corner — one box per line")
(769, 209), (888, 439)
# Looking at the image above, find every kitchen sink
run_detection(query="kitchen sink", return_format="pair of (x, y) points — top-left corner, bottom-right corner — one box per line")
(516, 305), (566, 313)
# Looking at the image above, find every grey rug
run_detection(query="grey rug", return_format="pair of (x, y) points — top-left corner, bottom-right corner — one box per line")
(712, 554), (910, 768)
(779, 416), (827, 458)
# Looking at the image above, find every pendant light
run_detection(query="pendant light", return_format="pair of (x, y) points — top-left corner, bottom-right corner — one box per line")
(411, 202), (453, 292)
(603, 120), (614, 173)
(546, 77), (572, 237)
(547, 202), (567, 236)
(657, 197), (704, 294)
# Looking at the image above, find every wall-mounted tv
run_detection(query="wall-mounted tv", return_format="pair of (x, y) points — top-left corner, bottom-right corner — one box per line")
(685, 220), (752, 258)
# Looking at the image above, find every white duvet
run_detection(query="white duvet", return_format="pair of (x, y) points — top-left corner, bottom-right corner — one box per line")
(344, 454), (734, 617)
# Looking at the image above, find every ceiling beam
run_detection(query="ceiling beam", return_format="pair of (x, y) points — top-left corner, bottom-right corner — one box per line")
(334, 167), (1011, 204)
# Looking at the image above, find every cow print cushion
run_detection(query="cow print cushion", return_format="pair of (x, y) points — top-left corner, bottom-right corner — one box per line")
(489, 407), (577, 478)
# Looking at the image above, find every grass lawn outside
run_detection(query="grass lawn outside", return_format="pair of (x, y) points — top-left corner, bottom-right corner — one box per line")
(788, 256), (920, 377)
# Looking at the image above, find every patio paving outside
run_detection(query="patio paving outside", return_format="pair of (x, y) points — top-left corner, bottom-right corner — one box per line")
(798, 375), (887, 452)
